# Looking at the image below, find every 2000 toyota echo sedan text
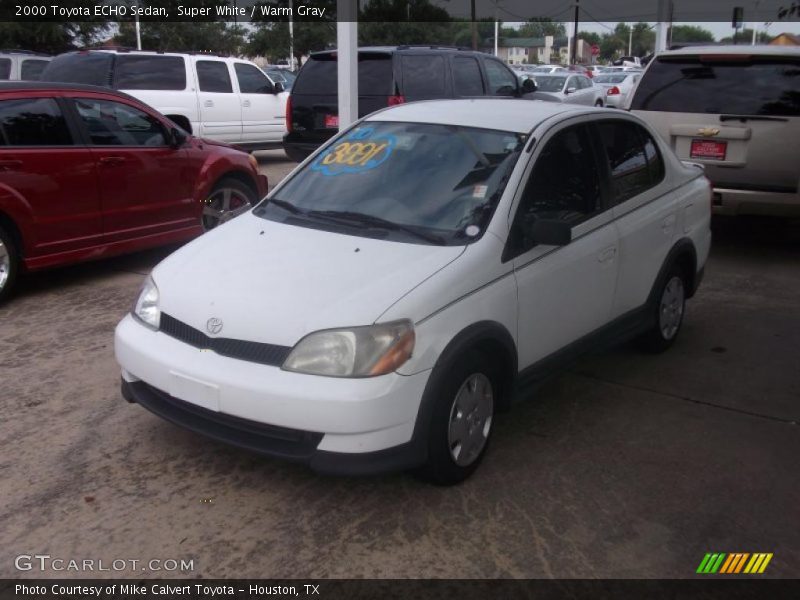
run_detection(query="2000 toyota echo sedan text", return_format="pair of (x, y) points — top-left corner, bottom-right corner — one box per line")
(115, 99), (712, 485)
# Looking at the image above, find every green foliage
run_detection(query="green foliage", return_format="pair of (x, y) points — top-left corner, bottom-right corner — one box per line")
(518, 19), (566, 39)
(719, 29), (773, 44)
(116, 22), (246, 53)
(669, 25), (715, 44)
(0, 22), (109, 54)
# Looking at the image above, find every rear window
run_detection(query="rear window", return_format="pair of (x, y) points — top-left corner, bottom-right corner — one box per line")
(293, 53), (393, 96)
(0, 58), (10, 80)
(0, 98), (72, 146)
(114, 55), (186, 90)
(401, 55), (446, 96)
(20, 59), (50, 81)
(595, 74), (627, 84)
(41, 52), (113, 86)
(632, 55), (800, 116)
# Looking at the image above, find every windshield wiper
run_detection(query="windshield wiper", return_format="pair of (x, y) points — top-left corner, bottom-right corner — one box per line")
(267, 198), (306, 215)
(308, 210), (447, 245)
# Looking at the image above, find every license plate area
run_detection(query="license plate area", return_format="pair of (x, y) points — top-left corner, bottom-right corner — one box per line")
(324, 114), (339, 129)
(690, 139), (727, 160)
(168, 371), (220, 412)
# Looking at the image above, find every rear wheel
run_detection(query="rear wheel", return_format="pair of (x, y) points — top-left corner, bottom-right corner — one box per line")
(0, 224), (19, 303)
(638, 265), (687, 353)
(595, 99), (604, 107)
(202, 178), (257, 232)
(417, 352), (497, 485)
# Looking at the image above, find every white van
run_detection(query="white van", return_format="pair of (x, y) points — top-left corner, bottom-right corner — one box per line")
(0, 51), (52, 81)
(41, 50), (288, 150)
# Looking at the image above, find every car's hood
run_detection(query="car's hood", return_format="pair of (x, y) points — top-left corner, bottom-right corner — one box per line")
(153, 214), (466, 346)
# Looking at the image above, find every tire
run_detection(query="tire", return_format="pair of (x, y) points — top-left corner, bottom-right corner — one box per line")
(416, 351), (498, 486)
(0, 224), (19, 304)
(595, 99), (604, 107)
(202, 177), (258, 232)
(284, 145), (311, 163)
(638, 265), (688, 353)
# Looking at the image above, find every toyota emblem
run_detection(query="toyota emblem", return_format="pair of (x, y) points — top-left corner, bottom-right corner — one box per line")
(206, 318), (223, 335)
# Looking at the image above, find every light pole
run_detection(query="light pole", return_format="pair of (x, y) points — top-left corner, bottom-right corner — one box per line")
(289, 0), (294, 68)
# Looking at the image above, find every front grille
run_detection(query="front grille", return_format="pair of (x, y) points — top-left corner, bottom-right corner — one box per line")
(160, 313), (292, 367)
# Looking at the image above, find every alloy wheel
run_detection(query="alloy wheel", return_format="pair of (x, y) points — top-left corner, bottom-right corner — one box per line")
(202, 187), (252, 231)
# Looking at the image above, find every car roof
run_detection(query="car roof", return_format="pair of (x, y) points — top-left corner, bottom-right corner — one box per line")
(309, 46), (486, 58)
(658, 44), (800, 57)
(366, 98), (592, 133)
(52, 49), (245, 60)
(0, 81), (151, 105)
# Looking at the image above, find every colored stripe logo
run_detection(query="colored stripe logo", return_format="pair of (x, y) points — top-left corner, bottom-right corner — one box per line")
(697, 553), (773, 574)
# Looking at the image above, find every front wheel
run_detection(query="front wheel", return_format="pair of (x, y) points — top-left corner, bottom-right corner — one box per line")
(638, 266), (687, 353)
(0, 224), (19, 304)
(202, 178), (258, 232)
(416, 352), (497, 485)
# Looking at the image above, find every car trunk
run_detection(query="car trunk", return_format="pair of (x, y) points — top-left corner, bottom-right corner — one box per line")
(288, 51), (396, 146)
(631, 53), (800, 194)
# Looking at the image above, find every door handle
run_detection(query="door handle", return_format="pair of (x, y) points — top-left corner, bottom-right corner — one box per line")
(98, 156), (125, 166)
(242, 100), (251, 108)
(597, 246), (617, 263)
(0, 159), (22, 171)
(204, 100), (214, 107)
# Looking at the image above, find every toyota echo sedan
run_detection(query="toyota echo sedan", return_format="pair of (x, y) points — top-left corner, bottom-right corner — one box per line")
(0, 82), (268, 302)
(116, 99), (712, 484)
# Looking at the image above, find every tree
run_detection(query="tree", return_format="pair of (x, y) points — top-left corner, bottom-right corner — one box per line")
(669, 25), (715, 44)
(116, 22), (246, 54)
(518, 18), (566, 39)
(719, 29), (773, 44)
(0, 22), (109, 54)
(247, 22), (336, 63)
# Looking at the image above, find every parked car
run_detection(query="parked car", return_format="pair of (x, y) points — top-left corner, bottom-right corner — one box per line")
(531, 73), (605, 106)
(593, 72), (641, 108)
(0, 82), (268, 302)
(613, 56), (642, 68)
(585, 65), (608, 76)
(116, 98), (711, 484)
(530, 65), (567, 74)
(629, 45), (800, 217)
(0, 51), (51, 81)
(603, 66), (643, 74)
(283, 46), (534, 162)
(263, 67), (296, 91)
(41, 50), (288, 151)
(567, 64), (595, 78)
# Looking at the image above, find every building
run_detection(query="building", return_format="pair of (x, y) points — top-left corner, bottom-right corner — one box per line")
(485, 36), (570, 65)
(770, 33), (800, 46)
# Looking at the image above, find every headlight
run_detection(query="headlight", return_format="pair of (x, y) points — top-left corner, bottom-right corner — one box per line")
(132, 276), (160, 330)
(282, 320), (415, 377)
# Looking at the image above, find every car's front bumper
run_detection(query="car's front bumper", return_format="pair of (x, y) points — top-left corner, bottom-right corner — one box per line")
(115, 315), (431, 474)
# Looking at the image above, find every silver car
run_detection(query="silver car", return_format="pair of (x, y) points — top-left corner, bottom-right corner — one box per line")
(531, 73), (605, 107)
(593, 72), (641, 108)
(630, 45), (800, 217)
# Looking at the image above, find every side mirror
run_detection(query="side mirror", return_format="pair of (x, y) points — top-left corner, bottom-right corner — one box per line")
(530, 219), (571, 246)
(521, 78), (537, 94)
(169, 127), (187, 148)
(565, 87), (577, 95)
(273, 81), (284, 93)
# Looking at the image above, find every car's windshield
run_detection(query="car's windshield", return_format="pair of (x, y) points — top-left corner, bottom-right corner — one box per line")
(256, 121), (526, 245)
(534, 76), (567, 92)
(594, 74), (628, 84)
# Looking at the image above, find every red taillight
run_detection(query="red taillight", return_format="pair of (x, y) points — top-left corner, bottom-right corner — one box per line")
(285, 95), (292, 133)
(388, 95), (405, 106)
(607, 86), (620, 95)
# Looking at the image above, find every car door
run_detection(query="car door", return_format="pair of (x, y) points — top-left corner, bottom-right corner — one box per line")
(0, 94), (102, 258)
(194, 59), (242, 143)
(482, 58), (520, 97)
(450, 55), (486, 98)
(68, 95), (196, 242)
(563, 76), (583, 105)
(233, 61), (285, 144)
(593, 119), (678, 317)
(507, 121), (619, 368)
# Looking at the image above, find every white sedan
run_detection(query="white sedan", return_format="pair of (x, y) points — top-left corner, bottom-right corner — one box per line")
(116, 99), (711, 484)
(531, 73), (606, 107)
(593, 72), (642, 108)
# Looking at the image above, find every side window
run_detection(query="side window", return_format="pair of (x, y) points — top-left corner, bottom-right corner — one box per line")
(114, 56), (186, 90)
(196, 61), (233, 93)
(400, 55), (446, 96)
(20, 59), (50, 81)
(510, 125), (601, 255)
(0, 98), (72, 146)
(567, 76), (579, 91)
(580, 76), (592, 89)
(73, 98), (167, 147)
(234, 63), (271, 93)
(484, 59), (518, 96)
(596, 121), (660, 205)
(0, 58), (10, 80)
(452, 56), (484, 96)
(641, 127), (665, 186)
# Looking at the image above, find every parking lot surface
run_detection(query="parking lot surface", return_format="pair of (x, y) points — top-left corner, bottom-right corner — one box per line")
(1, 151), (798, 579)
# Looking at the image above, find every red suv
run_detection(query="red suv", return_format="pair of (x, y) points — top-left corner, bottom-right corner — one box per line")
(0, 82), (268, 301)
